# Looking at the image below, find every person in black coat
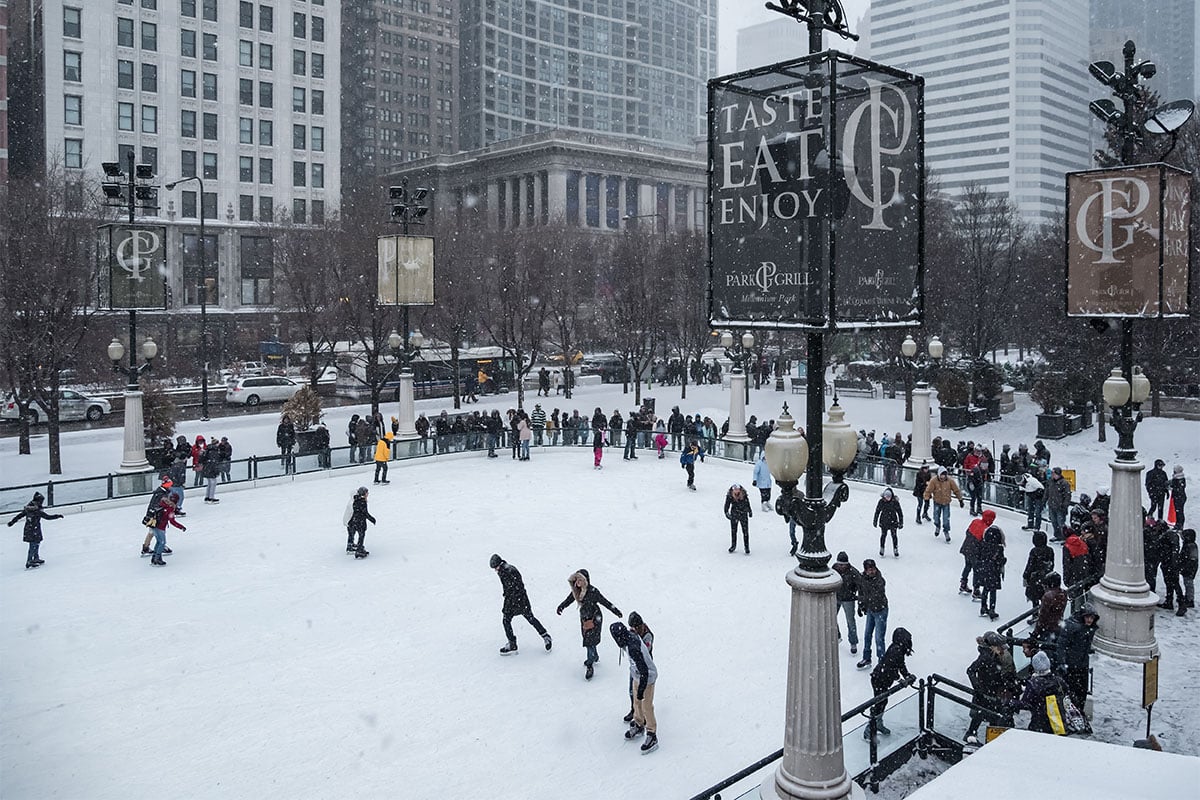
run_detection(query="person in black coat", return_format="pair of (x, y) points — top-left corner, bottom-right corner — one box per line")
(912, 466), (932, 524)
(1056, 605), (1099, 709)
(864, 627), (915, 738)
(872, 488), (904, 558)
(857, 560), (889, 668)
(490, 554), (551, 654)
(1157, 526), (1183, 611)
(965, 631), (1015, 740)
(975, 525), (1006, 621)
(1146, 459), (1169, 520)
(724, 484), (753, 554)
(345, 486), (376, 557)
(8, 492), (63, 569)
(1169, 466), (1187, 530)
(276, 414), (297, 474)
(1178, 528), (1197, 616)
(1012, 651), (1069, 734)
(1022, 531), (1056, 608)
(557, 569), (622, 680)
(833, 552), (861, 655)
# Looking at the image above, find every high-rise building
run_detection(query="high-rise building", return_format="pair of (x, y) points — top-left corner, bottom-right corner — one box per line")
(0, 0), (9, 194)
(869, 0), (1092, 222)
(1090, 0), (1195, 106)
(458, 0), (717, 152)
(734, 19), (803, 72)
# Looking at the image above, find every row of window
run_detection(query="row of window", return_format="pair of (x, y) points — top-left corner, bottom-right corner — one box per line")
(238, 80), (326, 114)
(238, 2), (325, 41)
(238, 118), (324, 151)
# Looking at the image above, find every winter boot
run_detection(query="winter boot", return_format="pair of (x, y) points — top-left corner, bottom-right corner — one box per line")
(1176, 605), (1187, 617)
(959, 581), (971, 594)
(728, 545), (736, 553)
(543, 633), (553, 651)
(1157, 601), (1174, 610)
(500, 641), (518, 655)
(640, 732), (658, 754)
(879, 547), (885, 557)
(944, 532), (951, 543)
(850, 644), (858, 654)
(934, 527), (941, 538)
(625, 722), (645, 740)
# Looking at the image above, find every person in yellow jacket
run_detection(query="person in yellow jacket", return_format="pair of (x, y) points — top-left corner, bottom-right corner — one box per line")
(373, 431), (394, 485)
(923, 466), (965, 542)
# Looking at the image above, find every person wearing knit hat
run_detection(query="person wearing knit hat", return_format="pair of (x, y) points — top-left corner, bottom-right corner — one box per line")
(490, 554), (552, 655)
(873, 488), (904, 558)
(923, 465), (964, 542)
(832, 552), (862, 656)
(1146, 459), (1169, 521)
(1012, 649), (1069, 734)
(964, 630), (1016, 742)
(1169, 465), (1187, 530)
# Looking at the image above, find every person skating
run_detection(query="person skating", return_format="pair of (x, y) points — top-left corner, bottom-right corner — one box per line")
(724, 484), (753, 554)
(964, 631), (1016, 742)
(622, 612), (655, 722)
(200, 439), (221, 503)
(975, 525), (1006, 620)
(912, 465), (932, 524)
(1020, 473), (1046, 533)
(863, 628), (915, 739)
(923, 467), (964, 542)
(753, 452), (773, 512)
(856, 559), (888, 669)
(610, 621), (658, 753)
(148, 494), (186, 567)
(680, 439), (704, 491)
(8, 492), (63, 569)
(373, 431), (394, 484)
(592, 425), (606, 470)
(1022, 531), (1056, 609)
(872, 488), (904, 557)
(556, 569), (622, 680)
(959, 509), (995, 595)
(833, 552), (861, 655)
(490, 554), (552, 654)
(1146, 459), (1169, 521)
(140, 477), (181, 556)
(1056, 605), (1099, 711)
(344, 486), (376, 558)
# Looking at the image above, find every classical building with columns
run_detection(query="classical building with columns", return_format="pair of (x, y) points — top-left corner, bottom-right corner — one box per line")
(385, 128), (705, 233)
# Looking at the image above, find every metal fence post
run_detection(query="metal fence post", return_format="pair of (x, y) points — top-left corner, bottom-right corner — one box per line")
(46, 481), (55, 506)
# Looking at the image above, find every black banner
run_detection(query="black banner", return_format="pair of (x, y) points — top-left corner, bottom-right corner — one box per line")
(102, 224), (169, 310)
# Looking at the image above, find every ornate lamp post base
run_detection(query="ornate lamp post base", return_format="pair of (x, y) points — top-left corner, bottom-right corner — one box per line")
(396, 372), (419, 440)
(117, 390), (151, 473)
(726, 371), (751, 443)
(904, 384), (935, 468)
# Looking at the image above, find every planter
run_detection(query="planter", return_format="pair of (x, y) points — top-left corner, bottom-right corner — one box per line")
(295, 430), (327, 456)
(968, 407), (988, 427)
(144, 446), (170, 470)
(985, 398), (1002, 421)
(940, 405), (969, 430)
(1036, 412), (1067, 440)
(1065, 414), (1084, 435)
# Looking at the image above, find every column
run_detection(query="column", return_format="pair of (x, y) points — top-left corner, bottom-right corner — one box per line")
(726, 372), (749, 443)
(905, 384), (934, 467)
(118, 390), (151, 472)
(486, 180), (500, 229)
(546, 169), (567, 222)
(397, 373), (418, 441)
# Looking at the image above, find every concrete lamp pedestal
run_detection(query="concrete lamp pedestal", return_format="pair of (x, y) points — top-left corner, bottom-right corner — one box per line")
(117, 389), (151, 473)
(396, 371), (419, 441)
(904, 384), (935, 468)
(726, 371), (750, 443)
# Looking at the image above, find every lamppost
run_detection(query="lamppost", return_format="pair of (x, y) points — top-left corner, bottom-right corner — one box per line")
(107, 334), (158, 472)
(719, 329), (755, 444)
(388, 327), (424, 441)
(900, 335), (943, 467)
(163, 175), (210, 421)
(1090, 363), (1159, 661)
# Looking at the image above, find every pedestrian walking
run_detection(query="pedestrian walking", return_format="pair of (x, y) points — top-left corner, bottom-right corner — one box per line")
(964, 631), (1016, 742)
(923, 467), (964, 542)
(863, 628), (915, 739)
(7, 492), (63, 569)
(833, 552), (861, 655)
(1022, 531), (1056, 609)
(556, 569), (622, 681)
(680, 439), (704, 491)
(724, 484), (753, 554)
(490, 554), (552, 654)
(872, 488), (904, 558)
(753, 452), (773, 512)
(344, 486), (376, 558)
(1011, 651), (1069, 735)
(610, 621), (659, 754)
(856, 559), (888, 669)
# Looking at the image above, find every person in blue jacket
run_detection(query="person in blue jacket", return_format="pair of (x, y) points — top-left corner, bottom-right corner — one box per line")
(753, 452), (773, 511)
(680, 439), (705, 491)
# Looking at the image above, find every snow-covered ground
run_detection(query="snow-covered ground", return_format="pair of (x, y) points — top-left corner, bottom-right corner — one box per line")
(2, 382), (1197, 799)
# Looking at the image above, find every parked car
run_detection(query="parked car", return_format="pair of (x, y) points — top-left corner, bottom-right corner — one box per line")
(219, 361), (268, 384)
(1, 390), (112, 424)
(224, 376), (302, 406)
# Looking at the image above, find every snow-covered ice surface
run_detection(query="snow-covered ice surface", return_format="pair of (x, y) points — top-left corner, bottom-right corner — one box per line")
(2, 383), (1197, 799)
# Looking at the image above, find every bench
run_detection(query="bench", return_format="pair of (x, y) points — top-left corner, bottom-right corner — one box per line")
(790, 377), (807, 394)
(832, 379), (877, 398)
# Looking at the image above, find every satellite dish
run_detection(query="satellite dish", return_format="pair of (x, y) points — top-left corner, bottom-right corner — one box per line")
(1144, 99), (1195, 135)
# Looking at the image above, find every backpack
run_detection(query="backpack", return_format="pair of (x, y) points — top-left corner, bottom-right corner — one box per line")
(342, 499), (355, 526)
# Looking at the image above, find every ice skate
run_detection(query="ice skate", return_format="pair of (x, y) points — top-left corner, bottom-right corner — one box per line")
(623, 710), (636, 724)
(543, 634), (553, 651)
(893, 548), (899, 558)
(355, 548), (370, 559)
(856, 658), (872, 670)
(640, 732), (658, 754)
(585, 663), (594, 680)
(624, 722), (644, 740)
(499, 641), (518, 655)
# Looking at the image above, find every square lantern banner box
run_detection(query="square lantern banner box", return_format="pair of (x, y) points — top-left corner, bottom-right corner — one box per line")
(1065, 163), (1191, 317)
(99, 224), (169, 310)
(708, 51), (924, 330)
(377, 234), (435, 306)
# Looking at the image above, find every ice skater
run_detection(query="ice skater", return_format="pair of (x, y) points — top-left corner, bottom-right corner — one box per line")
(490, 554), (552, 654)
(863, 628), (915, 739)
(610, 620), (658, 754)
(752, 452), (772, 511)
(556, 569), (622, 680)
(344, 486), (376, 558)
(8, 491), (63, 569)
(872, 488), (904, 557)
(724, 483), (753, 554)
(593, 425), (606, 470)
(680, 439), (704, 491)
(622, 612), (654, 722)
(148, 494), (186, 567)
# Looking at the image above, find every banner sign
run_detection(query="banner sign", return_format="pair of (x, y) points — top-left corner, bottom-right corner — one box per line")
(101, 224), (168, 310)
(1065, 163), (1192, 317)
(377, 235), (435, 306)
(708, 51), (924, 330)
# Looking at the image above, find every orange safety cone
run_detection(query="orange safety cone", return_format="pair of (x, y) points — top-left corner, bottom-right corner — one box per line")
(1166, 496), (1176, 525)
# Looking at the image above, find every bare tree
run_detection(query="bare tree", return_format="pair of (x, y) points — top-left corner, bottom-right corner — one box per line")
(659, 231), (709, 401)
(272, 215), (339, 389)
(421, 221), (488, 409)
(541, 226), (597, 400)
(600, 230), (672, 406)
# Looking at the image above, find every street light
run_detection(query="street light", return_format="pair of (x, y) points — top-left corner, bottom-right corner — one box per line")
(388, 327), (424, 441)
(719, 329), (755, 447)
(108, 334), (158, 472)
(164, 175), (211, 421)
(899, 335), (942, 466)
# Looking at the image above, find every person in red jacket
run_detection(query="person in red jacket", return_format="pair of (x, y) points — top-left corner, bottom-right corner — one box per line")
(960, 509), (996, 597)
(190, 435), (207, 487)
(148, 495), (186, 567)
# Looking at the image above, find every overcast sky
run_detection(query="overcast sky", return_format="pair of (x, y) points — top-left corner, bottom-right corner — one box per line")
(717, 0), (871, 73)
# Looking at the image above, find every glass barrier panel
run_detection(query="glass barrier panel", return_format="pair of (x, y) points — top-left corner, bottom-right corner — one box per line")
(1, 485), (50, 514)
(52, 476), (114, 506)
(292, 453), (323, 474)
(874, 690), (921, 761)
(255, 457), (289, 479)
(931, 686), (973, 742)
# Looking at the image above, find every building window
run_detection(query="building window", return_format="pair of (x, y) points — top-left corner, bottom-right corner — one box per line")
(202, 112), (217, 140)
(181, 190), (197, 218)
(64, 51), (82, 82)
(182, 0), (196, 18)
(202, 33), (217, 61)
(64, 95), (83, 126)
(240, 236), (273, 305)
(142, 63), (158, 93)
(202, 192), (218, 221)
(141, 146), (158, 175)
(292, 87), (305, 112)
(260, 5), (274, 32)
(293, 160), (306, 187)
(202, 0), (217, 22)
(259, 120), (273, 146)
(118, 143), (135, 168)
(260, 82), (274, 108)
(292, 199), (307, 224)
(118, 60), (135, 89)
(181, 29), (196, 57)
(182, 233), (219, 302)
(141, 104), (158, 134)
(311, 90), (323, 115)
(202, 152), (217, 179)
(259, 43), (273, 70)
(239, 195), (254, 221)
(311, 163), (324, 189)
(293, 49), (307, 76)
(311, 126), (323, 151)
(118, 102), (135, 131)
(63, 7), (82, 38)
(293, 12), (306, 38)
(239, 156), (253, 182)
(239, 78), (253, 105)
(292, 124), (306, 149)
(239, 1), (252, 28)
(259, 158), (273, 184)
(141, 0), (157, 8)
(202, 73), (218, 102)
(312, 199), (324, 225)
(141, 21), (157, 51)
(181, 150), (197, 178)
(311, 53), (324, 79)
(64, 139), (83, 169)
(312, 16), (324, 42)
(239, 117), (253, 144)
(259, 196), (274, 222)
(181, 109), (197, 138)
(118, 18), (134, 48)
(239, 40), (253, 67)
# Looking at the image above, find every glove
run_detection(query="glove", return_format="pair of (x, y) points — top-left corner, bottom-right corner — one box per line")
(726, 513), (732, 520)
(179, 525), (187, 532)
(636, 692), (644, 701)
(556, 608), (563, 616)
(613, 608), (622, 618)
(752, 481), (757, 487)
(904, 674), (917, 687)
(857, 607), (865, 617)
